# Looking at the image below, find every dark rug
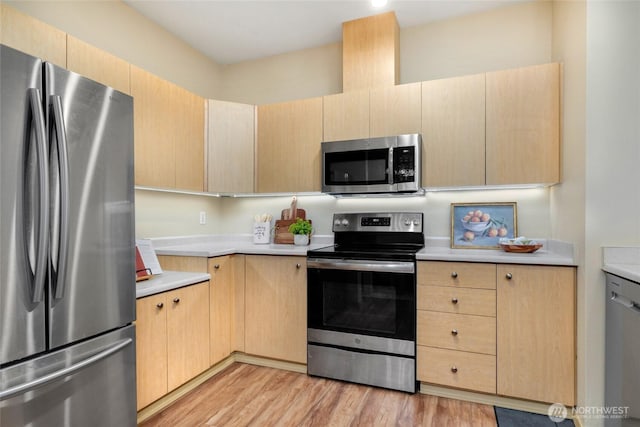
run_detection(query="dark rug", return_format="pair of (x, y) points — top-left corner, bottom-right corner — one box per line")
(494, 406), (575, 427)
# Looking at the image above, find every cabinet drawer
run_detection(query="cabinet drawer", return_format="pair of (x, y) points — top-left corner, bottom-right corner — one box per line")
(417, 311), (496, 355)
(417, 285), (495, 316)
(418, 261), (496, 289)
(417, 346), (496, 394)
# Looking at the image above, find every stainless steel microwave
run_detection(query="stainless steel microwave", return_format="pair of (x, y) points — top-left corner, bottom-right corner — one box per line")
(321, 134), (422, 195)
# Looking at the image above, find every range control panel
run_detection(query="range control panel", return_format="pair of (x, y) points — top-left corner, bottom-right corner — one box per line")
(332, 212), (423, 233)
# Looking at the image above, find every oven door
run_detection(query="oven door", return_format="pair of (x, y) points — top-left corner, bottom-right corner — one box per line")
(307, 258), (416, 355)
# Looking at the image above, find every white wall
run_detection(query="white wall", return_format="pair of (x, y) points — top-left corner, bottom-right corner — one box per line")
(4, 0), (222, 98)
(215, 1), (553, 105)
(582, 2), (640, 425)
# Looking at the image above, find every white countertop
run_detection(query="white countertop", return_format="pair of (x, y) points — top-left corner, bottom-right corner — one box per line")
(602, 246), (640, 283)
(136, 270), (211, 298)
(151, 234), (333, 258)
(149, 234), (576, 266)
(417, 237), (576, 266)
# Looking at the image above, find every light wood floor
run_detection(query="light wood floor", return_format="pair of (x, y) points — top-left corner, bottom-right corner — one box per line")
(140, 363), (497, 426)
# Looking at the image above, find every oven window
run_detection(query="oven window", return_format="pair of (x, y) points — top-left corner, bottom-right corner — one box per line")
(308, 268), (415, 341)
(325, 149), (389, 185)
(323, 278), (396, 334)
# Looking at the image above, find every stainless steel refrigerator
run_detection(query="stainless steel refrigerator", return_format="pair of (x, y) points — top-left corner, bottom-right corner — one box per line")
(0, 44), (136, 426)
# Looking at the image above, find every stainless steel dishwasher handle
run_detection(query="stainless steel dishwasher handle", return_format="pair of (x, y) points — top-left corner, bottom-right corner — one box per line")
(0, 338), (132, 401)
(307, 258), (415, 274)
(610, 292), (640, 315)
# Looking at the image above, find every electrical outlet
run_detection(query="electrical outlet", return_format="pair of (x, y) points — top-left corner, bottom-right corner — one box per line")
(199, 211), (206, 225)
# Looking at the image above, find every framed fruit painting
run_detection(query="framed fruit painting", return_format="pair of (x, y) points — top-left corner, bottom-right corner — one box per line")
(451, 202), (517, 249)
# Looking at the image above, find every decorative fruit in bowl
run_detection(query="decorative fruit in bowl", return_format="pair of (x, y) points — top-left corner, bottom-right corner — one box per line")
(461, 210), (490, 232)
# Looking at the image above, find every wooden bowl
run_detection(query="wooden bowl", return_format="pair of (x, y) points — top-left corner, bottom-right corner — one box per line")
(500, 243), (543, 253)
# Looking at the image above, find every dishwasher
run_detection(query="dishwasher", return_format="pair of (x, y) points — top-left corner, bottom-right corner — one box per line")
(605, 273), (640, 427)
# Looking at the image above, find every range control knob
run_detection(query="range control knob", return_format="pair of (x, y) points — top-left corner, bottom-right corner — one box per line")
(404, 219), (411, 226)
(341, 218), (350, 227)
(334, 219), (342, 227)
(413, 219), (421, 226)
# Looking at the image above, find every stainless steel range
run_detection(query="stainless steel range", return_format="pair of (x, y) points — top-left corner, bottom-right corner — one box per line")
(306, 212), (424, 393)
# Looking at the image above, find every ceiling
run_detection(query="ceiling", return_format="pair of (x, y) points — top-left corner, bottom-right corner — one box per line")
(124, 0), (523, 65)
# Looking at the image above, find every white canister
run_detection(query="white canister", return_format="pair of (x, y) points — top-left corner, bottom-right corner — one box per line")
(253, 222), (271, 244)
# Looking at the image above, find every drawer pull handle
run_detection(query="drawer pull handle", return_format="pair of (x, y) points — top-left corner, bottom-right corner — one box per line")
(451, 297), (458, 304)
(451, 329), (458, 336)
(451, 366), (458, 373)
(173, 298), (180, 303)
(296, 263), (301, 269)
(451, 272), (458, 278)
(156, 302), (164, 309)
(506, 273), (513, 280)
(214, 264), (220, 269)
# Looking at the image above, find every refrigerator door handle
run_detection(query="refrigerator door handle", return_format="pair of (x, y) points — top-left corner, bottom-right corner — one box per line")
(26, 88), (49, 304)
(49, 95), (70, 299)
(0, 337), (133, 401)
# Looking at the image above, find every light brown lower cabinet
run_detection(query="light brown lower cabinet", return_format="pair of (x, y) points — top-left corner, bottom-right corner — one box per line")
(244, 255), (307, 364)
(209, 256), (234, 365)
(136, 281), (210, 411)
(417, 261), (576, 406)
(497, 264), (576, 406)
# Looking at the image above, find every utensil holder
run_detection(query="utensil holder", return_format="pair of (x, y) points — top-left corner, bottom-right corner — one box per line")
(253, 222), (271, 244)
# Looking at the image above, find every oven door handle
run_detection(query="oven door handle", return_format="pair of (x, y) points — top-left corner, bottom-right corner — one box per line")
(307, 258), (415, 274)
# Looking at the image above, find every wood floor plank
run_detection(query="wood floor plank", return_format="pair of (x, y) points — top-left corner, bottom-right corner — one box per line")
(139, 363), (497, 427)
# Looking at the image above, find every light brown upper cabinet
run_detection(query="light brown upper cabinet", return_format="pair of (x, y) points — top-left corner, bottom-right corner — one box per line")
(422, 74), (486, 187)
(256, 97), (323, 193)
(486, 63), (561, 185)
(66, 36), (130, 95)
(0, 4), (66, 67)
(131, 66), (205, 191)
(342, 11), (399, 92)
(207, 99), (255, 193)
(369, 82), (422, 138)
(323, 90), (370, 142)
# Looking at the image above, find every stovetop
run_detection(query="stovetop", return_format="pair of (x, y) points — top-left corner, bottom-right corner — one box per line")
(307, 212), (425, 261)
(307, 243), (423, 261)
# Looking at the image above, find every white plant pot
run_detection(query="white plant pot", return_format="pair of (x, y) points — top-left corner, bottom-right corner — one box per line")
(293, 234), (309, 246)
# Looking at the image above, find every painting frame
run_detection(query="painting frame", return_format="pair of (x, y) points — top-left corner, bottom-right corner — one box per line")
(450, 202), (518, 249)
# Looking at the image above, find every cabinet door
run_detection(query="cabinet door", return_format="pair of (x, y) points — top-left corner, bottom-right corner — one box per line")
(209, 256), (234, 365)
(173, 84), (205, 191)
(67, 36), (129, 95)
(245, 256), (307, 363)
(166, 282), (210, 391)
(369, 82), (421, 138)
(256, 97), (323, 192)
(0, 4), (66, 67)
(136, 294), (168, 410)
(323, 90), (369, 142)
(131, 66), (175, 189)
(422, 74), (485, 187)
(486, 63), (560, 185)
(497, 265), (575, 405)
(207, 100), (255, 193)
(131, 66), (204, 191)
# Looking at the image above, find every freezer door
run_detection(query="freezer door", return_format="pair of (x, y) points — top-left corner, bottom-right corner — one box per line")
(0, 45), (48, 365)
(0, 325), (136, 427)
(44, 62), (135, 349)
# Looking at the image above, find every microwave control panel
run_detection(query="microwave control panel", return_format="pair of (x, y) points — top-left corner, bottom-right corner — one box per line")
(393, 146), (416, 183)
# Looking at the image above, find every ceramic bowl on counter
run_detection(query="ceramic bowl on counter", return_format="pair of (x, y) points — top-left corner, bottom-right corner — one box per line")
(499, 237), (543, 253)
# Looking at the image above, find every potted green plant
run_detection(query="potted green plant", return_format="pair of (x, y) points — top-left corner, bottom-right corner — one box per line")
(288, 218), (312, 245)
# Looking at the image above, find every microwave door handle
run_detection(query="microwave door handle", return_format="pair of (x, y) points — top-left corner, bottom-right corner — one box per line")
(388, 147), (394, 185)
